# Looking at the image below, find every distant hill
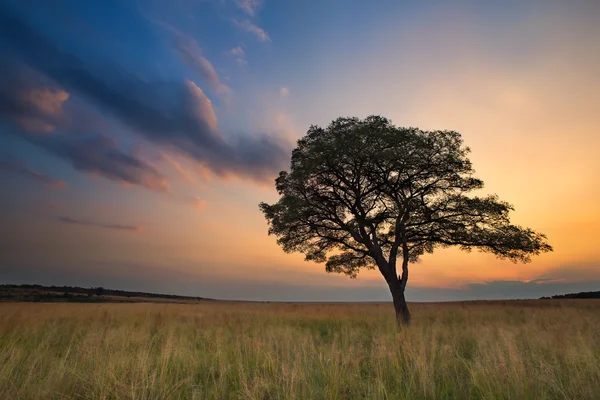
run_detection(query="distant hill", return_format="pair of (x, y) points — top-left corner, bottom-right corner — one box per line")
(540, 291), (600, 300)
(0, 284), (212, 303)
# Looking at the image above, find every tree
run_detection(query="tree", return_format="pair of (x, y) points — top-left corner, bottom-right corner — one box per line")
(259, 116), (552, 325)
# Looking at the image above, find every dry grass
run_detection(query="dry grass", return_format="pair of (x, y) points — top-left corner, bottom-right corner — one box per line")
(1, 300), (599, 399)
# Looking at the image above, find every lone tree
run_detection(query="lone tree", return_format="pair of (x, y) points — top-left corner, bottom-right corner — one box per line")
(260, 116), (552, 325)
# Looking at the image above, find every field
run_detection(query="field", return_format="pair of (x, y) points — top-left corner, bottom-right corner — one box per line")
(1, 300), (599, 399)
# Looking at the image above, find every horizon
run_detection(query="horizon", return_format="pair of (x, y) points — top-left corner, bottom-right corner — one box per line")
(3, 282), (598, 303)
(1, 0), (599, 302)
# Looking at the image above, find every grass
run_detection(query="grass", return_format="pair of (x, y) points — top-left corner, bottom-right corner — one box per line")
(1, 300), (599, 399)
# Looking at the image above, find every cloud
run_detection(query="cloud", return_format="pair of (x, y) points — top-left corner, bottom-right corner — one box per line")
(534, 261), (600, 283)
(228, 46), (245, 56)
(161, 152), (197, 184)
(227, 46), (247, 66)
(0, 154), (66, 188)
(12, 88), (68, 133)
(279, 87), (289, 97)
(57, 216), (143, 232)
(0, 61), (69, 133)
(190, 196), (207, 210)
(463, 278), (600, 300)
(255, 111), (298, 142)
(232, 19), (270, 42)
(184, 80), (219, 131)
(0, 62), (170, 192)
(170, 31), (232, 98)
(28, 133), (169, 192)
(234, 0), (262, 17)
(409, 260), (600, 301)
(0, 10), (288, 184)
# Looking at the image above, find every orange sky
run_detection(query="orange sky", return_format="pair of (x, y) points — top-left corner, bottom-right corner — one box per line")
(1, 1), (599, 301)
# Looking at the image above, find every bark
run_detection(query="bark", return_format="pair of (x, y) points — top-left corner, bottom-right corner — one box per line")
(386, 276), (411, 326)
(392, 285), (411, 326)
(391, 219), (410, 325)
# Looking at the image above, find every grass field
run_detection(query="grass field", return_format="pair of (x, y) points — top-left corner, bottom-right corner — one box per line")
(1, 300), (599, 399)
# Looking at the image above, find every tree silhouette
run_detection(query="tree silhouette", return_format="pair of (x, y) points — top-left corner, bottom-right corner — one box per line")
(260, 116), (552, 325)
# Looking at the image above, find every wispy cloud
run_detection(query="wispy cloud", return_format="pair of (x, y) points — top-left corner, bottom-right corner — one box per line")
(0, 10), (288, 184)
(189, 196), (207, 210)
(0, 154), (66, 188)
(169, 30), (232, 98)
(234, 0), (262, 17)
(462, 278), (594, 300)
(232, 19), (270, 42)
(226, 46), (247, 65)
(279, 87), (289, 97)
(228, 46), (245, 56)
(0, 61), (69, 134)
(57, 216), (143, 232)
(30, 133), (170, 192)
(161, 153), (197, 184)
(184, 79), (220, 132)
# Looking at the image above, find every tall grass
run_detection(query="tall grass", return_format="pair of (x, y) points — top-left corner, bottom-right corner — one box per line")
(1, 300), (599, 399)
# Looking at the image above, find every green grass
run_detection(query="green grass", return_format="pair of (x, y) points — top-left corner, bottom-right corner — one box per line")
(1, 300), (599, 399)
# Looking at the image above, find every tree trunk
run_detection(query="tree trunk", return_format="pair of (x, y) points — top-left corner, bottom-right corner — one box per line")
(391, 286), (411, 326)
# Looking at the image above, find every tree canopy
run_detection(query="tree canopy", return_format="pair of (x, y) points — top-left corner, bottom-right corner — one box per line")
(260, 116), (552, 324)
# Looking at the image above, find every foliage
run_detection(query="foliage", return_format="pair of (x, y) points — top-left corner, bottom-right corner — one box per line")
(260, 116), (552, 286)
(543, 291), (600, 299)
(0, 284), (208, 302)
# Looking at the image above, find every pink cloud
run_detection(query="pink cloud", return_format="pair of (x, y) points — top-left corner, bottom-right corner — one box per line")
(161, 153), (197, 184)
(0, 155), (67, 188)
(233, 20), (270, 42)
(228, 46), (245, 56)
(234, 0), (263, 17)
(227, 46), (247, 66)
(185, 80), (219, 133)
(190, 196), (207, 210)
(171, 32), (232, 99)
(10, 87), (69, 133)
(57, 216), (144, 232)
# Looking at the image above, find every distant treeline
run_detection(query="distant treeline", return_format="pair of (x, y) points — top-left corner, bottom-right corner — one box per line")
(0, 284), (210, 302)
(540, 291), (600, 300)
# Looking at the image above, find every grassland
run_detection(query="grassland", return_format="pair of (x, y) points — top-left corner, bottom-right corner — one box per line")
(1, 300), (599, 399)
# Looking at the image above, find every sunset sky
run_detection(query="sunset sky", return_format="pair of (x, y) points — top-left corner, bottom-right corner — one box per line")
(1, 0), (599, 301)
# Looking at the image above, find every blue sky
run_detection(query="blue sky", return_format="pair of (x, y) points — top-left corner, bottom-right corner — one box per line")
(1, 0), (599, 301)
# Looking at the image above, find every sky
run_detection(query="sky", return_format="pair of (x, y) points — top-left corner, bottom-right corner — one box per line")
(0, 0), (599, 302)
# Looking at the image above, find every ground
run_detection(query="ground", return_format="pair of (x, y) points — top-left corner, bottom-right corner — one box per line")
(1, 300), (599, 399)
